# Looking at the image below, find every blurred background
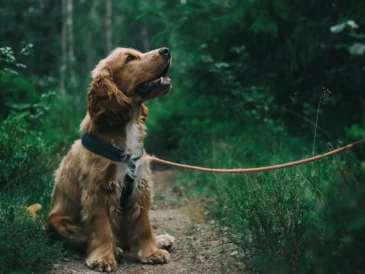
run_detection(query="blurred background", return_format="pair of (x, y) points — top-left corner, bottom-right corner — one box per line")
(1, 1), (365, 273)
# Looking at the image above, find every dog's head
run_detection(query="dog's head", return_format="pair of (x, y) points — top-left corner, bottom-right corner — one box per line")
(91, 47), (171, 101)
(88, 47), (172, 124)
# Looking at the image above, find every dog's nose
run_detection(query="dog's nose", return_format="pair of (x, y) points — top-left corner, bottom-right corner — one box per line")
(159, 47), (170, 57)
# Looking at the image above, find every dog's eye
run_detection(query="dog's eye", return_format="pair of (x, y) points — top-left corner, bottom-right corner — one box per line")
(125, 55), (136, 63)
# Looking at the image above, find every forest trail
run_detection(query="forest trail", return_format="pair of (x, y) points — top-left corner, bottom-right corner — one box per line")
(54, 170), (246, 274)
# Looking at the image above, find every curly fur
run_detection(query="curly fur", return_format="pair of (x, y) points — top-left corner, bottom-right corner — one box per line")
(48, 47), (173, 272)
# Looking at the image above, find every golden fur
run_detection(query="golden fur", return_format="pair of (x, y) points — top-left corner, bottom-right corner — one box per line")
(48, 47), (174, 272)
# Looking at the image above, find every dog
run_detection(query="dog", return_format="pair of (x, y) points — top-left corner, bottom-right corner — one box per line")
(48, 47), (175, 272)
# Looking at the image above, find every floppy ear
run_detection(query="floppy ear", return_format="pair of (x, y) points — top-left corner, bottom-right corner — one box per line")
(88, 76), (132, 123)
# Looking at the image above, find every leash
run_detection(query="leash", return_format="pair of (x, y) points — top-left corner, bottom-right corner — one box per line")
(146, 139), (364, 173)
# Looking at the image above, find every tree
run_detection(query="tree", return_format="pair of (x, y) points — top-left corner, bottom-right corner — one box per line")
(105, 0), (112, 54)
(60, 0), (67, 92)
(66, 0), (75, 84)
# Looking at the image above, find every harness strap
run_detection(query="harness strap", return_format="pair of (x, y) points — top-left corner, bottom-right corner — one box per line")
(81, 134), (144, 208)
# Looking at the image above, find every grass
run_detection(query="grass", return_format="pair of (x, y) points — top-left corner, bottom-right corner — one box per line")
(0, 195), (65, 274)
(0, 91), (83, 274)
(170, 129), (365, 273)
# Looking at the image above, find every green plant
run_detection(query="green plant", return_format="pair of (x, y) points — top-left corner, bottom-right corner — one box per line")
(173, 134), (365, 273)
(0, 45), (78, 273)
(0, 204), (64, 274)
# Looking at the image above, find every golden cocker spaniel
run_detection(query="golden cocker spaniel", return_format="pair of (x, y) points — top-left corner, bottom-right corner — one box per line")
(48, 47), (175, 272)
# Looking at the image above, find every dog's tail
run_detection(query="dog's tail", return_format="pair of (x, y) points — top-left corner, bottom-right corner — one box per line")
(26, 203), (42, 216)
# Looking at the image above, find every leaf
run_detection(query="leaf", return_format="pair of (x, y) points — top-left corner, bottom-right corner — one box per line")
(330, 23), (346, 33)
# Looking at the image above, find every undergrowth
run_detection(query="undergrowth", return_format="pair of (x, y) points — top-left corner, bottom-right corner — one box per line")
(0, 46), (82, 273)
(0, 204), (64, 274)
(171, 133), (365, 273)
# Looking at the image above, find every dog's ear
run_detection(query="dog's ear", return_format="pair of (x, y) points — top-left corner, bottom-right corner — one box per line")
(88, 76), (132, 121)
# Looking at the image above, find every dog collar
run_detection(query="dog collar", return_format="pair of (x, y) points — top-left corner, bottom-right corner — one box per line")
(81, 133), (144, 209)
(81, 134), (144, 163)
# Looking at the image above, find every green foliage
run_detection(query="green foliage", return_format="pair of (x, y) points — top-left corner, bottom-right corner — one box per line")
(144, 6), (365, 272)
(173, 134), (365, 273)
(0, 45), (79, 272)
(302, 157), (365, 273)
(0, 114), (50, 195)
(1, 0), (365, 273)
(145, 0), (365, 145)
(0, 204), (64, 274)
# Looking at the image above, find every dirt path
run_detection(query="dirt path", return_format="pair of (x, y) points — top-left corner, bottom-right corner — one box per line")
(54, 170), (246, 274)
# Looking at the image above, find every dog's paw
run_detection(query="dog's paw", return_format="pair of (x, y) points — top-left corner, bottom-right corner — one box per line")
(138, 248), (170, 264)
(86, 257), (117, 272)
(155, 234), (175, 251)
(114, 247), (124, 262)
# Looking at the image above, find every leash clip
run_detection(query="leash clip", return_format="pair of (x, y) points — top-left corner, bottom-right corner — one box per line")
(120, 153), (131, 163)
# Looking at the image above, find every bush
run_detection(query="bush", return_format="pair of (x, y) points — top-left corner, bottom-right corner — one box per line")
(0, 45), (81, 273)
(0, 204), (64, 274)
(0, 110), (51, 195)
(302, 155), (365, 273)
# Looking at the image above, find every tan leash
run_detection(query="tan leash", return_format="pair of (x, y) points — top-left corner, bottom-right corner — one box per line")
(146, 139), (364, 173)
(25, 139), (363, 216)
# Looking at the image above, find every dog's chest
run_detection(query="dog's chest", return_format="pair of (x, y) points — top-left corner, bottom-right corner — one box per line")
(114, 160), (139, 186)
(112, 119), (147, 205)
(114, 158), (141, 201)
(125, 121), (143, 154)
(108, 157), (151, 215)
(114, 162), (129, 184)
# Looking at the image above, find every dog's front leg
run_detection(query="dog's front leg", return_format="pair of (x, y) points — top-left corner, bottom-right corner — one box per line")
(83, 193), (117, 272)
(130, 205), (170, 264)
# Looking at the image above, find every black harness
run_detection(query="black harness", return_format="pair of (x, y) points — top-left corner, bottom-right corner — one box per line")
(81, 134), (144, 208)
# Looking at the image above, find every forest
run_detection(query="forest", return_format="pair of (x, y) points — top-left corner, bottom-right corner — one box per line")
(0, 0), (365, 273)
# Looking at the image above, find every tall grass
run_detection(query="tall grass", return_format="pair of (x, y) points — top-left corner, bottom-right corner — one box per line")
(172, 131), (365, 273)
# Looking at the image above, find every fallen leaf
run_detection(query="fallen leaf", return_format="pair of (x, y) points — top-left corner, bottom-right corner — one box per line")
(26, 203), (42, 217)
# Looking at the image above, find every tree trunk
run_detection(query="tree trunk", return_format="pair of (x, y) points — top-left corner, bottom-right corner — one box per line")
(60, 0), (67, 93)
(105, 0), (112, 54)
(66, 0), (75, 81)
(87, 0), (99, 72)
(361, 92), (365, 128)
(87, 30), (93, 72)
(141, 24), (150, 52)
